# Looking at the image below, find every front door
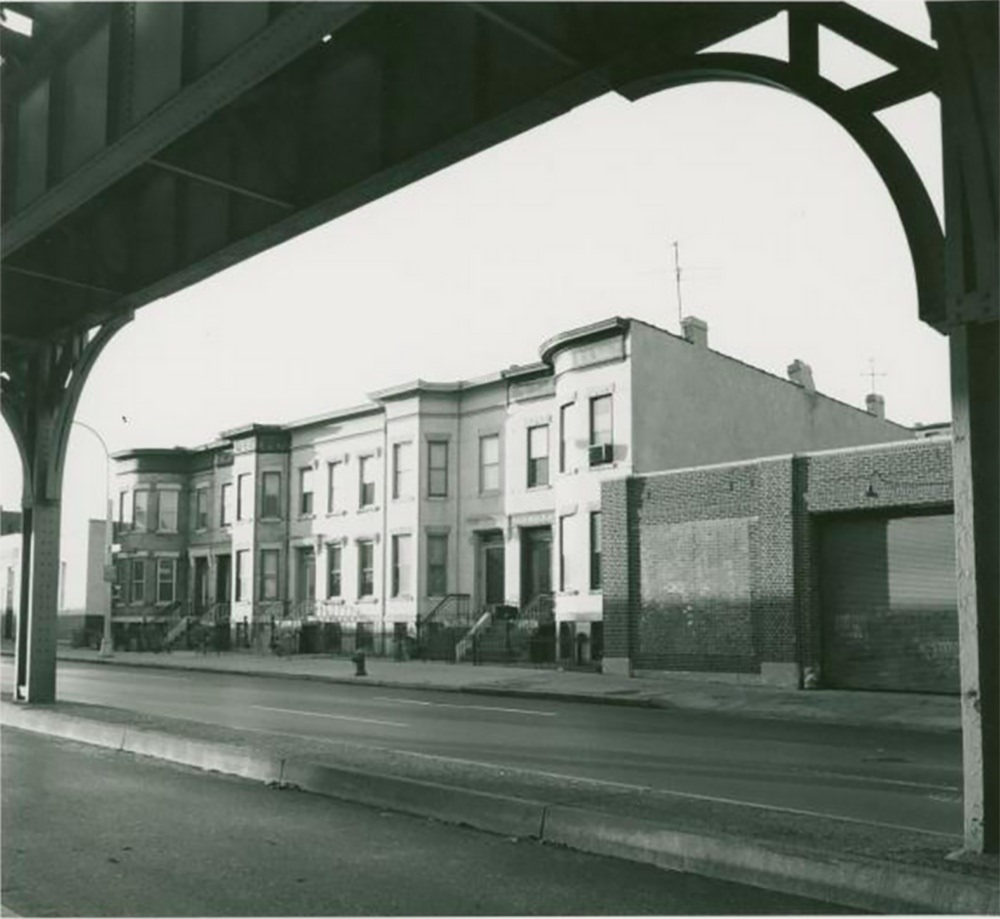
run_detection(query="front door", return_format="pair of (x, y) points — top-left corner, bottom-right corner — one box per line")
(216, 555), (232, 606)
(295, 547), (316, 605)
(193, 557), (209, 615)
(478, 532), (505, 609)
(520, 526), (552, 610)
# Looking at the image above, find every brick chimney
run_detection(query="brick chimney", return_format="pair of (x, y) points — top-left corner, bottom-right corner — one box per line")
(681, 316), (708, 348)
(866, 393), (885, 419)
(787, 360), (815, 392)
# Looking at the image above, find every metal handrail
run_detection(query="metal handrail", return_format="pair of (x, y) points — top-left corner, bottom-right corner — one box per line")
(419, 593), (471, 627)
(287, 599), (318, 621)
(521, 592), (555, 623)
(456, 607), (499, 661)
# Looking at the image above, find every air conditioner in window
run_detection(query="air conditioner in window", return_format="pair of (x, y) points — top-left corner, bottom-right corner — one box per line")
(589, 443), (613, 466)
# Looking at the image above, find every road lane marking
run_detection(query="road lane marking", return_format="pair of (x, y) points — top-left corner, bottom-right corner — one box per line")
(803, 768), (959, 793)
(373, 696), (556, 717)
(379, 747), (961, 839)
(63, 671), (180, 683)
(251, 705), (409, 729)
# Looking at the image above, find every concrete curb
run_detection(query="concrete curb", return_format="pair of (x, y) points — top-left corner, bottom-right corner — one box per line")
(281, 758), (547, 839)
(3, 702), (993, 915)
(542, 805), (999, 915)
(121, 729), (284, 784)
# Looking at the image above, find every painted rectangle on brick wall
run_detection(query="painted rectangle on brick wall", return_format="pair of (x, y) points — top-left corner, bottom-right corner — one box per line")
(637, 517), (756, 672)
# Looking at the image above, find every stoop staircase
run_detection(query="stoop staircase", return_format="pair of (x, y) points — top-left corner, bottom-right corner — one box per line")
(454, 609), (493, 662)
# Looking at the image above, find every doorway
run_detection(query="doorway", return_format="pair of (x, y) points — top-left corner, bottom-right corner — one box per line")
(477, 531), (505, 610)
(819, 512), (958, 693)
(193, 557), (209, 615)
(520, 526), (552, 610)
(295, 546), (316, 605)
(216, 555), (232, 607)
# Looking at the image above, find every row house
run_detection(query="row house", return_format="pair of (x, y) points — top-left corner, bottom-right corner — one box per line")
(112, 315), (910, 659)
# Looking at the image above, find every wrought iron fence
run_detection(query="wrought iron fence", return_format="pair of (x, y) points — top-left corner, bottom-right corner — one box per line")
(468, 595), (557, 665)
(414, 594), (472, 661)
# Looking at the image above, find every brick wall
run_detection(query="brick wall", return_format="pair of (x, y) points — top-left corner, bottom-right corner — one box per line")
(600, 478), (632, 670)
(602, 439), (955, 687)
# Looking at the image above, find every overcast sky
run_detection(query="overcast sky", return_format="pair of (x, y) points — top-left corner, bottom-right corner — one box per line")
(1, 2), (948, 537)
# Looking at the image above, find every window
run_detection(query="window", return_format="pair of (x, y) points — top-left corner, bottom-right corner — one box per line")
(589, 394), (613, 465)
(156, 558), (176, 604)
(479, 434), (499, 493)
(299, 467), (314, 516)
(559, 403), (571, 473)
(357, 540), (374, 597)
(359, 456), (376, 508)
(130, 558), (145, 604)
(259, 549), (279, 600)
(428, 441), (448, 497)
(158, 491), (179, 532)
(590, 511), (602, 590)
(327, 461), (341, 512)
(237, 474), (250, 520)
(220, 483), (233, 526)
(559, 515), (570, 591)
(118, 491), (128, 525)
(392, 534), (411, 597)
(133, 490), (150, 531)
(194, 488), (209, 530)
(327, 544), (342, 598)
(235, 550), (248, 601)
(261, 472), (281, 519)
(393, 443), (412, 499)
(427, 534), (448, 596)
(527, 425), (549, 488)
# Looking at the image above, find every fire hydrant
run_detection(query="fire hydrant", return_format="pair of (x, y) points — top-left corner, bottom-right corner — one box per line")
(351, 650), (367, 677)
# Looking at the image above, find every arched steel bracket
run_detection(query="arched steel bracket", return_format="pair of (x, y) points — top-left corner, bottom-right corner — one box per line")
(0, 311), (133, 507)
(614, 51), (946, 333)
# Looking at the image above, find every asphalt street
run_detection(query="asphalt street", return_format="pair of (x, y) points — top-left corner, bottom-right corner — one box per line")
(1, 728), (860, 916)
(0, 658), (962, 840)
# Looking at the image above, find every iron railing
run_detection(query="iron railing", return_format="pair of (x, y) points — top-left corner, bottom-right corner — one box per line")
(415, 594), (472, 661)
(467, 595), (557, 665)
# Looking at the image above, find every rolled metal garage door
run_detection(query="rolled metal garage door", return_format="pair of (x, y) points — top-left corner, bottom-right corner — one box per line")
(819, 513), (959, 694)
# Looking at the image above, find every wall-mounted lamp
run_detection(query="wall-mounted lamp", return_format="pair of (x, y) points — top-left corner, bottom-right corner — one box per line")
(864, 471), (884, 499)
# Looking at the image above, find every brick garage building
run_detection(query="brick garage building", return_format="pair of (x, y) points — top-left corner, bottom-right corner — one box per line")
(601, 437), (957, 693)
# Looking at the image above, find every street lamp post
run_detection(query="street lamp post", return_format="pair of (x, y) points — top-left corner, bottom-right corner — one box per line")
(72, 420), (114, 658)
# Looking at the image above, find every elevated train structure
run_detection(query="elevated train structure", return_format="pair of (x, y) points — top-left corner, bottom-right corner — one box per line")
(1, 2), (995, 853)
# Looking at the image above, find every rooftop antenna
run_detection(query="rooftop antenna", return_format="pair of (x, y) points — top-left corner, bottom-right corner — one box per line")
(672, 240), (683, 328)
(862, 357), (887, 394)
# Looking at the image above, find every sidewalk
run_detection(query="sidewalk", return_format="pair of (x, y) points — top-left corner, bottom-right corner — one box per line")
(37, 645), (961, 733)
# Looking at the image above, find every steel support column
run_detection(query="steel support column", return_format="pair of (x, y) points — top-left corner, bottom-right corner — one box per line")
(931, 0), (1000, 856)
(1, 316), (131, 703)
(949, 323), (999, 855)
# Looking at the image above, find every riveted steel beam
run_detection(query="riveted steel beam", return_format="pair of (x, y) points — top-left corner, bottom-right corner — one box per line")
(2, 313), (132, 702)
(147, 158), (295, 211)
(615, 50), (944, 333)
(2, 3), (368, 258)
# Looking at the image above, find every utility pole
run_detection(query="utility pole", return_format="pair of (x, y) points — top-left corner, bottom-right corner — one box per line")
(72, 420), (114, 658)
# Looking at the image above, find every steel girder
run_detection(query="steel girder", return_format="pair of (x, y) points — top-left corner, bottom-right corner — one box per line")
(1, 0), (996, 854)
(2, 2), (782, 340)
